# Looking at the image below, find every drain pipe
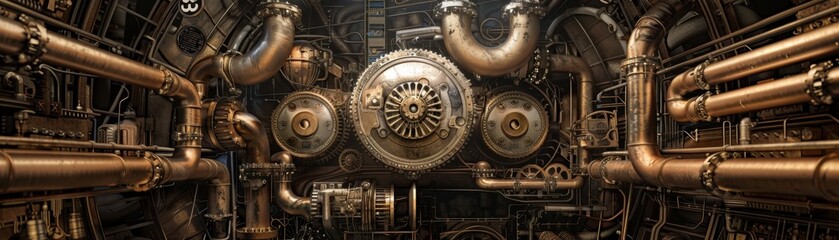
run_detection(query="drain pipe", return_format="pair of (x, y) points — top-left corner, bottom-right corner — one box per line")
(272, 151), (312, 218)
(187, 1), (300, 97)
(435, 0), (543, 77)
(473, 161), (584, 190)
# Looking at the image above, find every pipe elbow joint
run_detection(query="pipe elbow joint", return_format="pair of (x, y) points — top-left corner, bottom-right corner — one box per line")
(436, 0), (542, 77)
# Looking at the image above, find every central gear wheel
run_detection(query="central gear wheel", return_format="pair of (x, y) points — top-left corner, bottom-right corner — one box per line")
(350, 49), (474, 176)
(271, 91), (344, 160)
(480, 91), (549, 160)
(384, 81), (443, 139)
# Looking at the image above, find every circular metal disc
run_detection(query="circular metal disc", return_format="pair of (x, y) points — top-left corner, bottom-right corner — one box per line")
(350, 49), (474, 175)
(481, 91), (549, 160)
(271, 91), (341, 158)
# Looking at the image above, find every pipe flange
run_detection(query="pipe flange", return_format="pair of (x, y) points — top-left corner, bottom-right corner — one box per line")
(434, 0), (477, 18)
(807, 61), (834, 105)
(10, 14), (48, 65)
(692, 60), (712, 91)
(236, 227), (278, 240)
(700, 152), (732, 198)
(130, 153), (164, 192)
(257, 1), (301, 23)
(599, 156), (617, 185)
(157, 67), (175, 95)
(694, 92), (713, 121)
(526, 48), (550, 84)
(502, 0), (545, 18)
(620, 56), (661, 73)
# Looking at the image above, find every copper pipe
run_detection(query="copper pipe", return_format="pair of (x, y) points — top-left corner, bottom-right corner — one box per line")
(590, 0), (839, 202)
(0, 16), (203, 183)
(272, 152), (312, 218)
(0, 150), (152, 193)
(658, 140), (839, 153)
(621, 0), (696, 187)
(587, 160), (643, 184)
(549, 54), (594, 171)
(669, 67), (839, 122)
(436, 0), (542, 77)
(667, 23), (839, 100)
(713, 154), (839, 200)
(0, 135), (175, 152)
(191, 159), (233, 239)
(232, 112), (275, 236)
(188, 1), (300, 96)
(473, 161), (584, 190)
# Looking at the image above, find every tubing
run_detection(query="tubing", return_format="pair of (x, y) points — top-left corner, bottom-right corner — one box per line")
(669, 66), (839, 122)
(590, 0), (839, 202)
(473, 161), (584, 190)
(435, 0), (543, 77)
(549, 54), (594, 171)
(187, 1), (300, 95)
(233, 112), (276, 237)
(272, 152), (312, 218)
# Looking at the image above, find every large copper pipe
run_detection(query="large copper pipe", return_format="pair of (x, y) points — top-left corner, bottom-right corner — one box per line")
(669, 66), (839, 122)
(549, 54), (594, 171)
(435, 0), (543, 77)
(620, 0), (696, 187)
(0, 150), (152, 193)
(589, 0), (839, 202)
(188, 1), (300, 96)
(473, 161), (584, 190)
(0, 15), (203, 184)
(190, 159), (233, 239)
(272, 152), (312, 218)
(232, 112), (276, 238)
(667, 23), (839, 104)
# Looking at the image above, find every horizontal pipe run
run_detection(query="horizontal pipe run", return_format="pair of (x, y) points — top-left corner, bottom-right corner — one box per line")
(474, 161), (584, 190)
(668, 66), (839, 122)
(668, 23), (839, 98)
(0, 136), (176, 152)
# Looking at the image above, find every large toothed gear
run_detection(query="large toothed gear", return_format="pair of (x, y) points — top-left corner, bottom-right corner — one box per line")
(271, 91), (343, 160)
(203, 98), (247, 151)
(350, 49), (474, 177)
(480, 91), (548, 160)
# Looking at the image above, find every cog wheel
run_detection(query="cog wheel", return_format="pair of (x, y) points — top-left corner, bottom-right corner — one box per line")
(339, 149), (363, 173)
(271, 91), (343, 160)
(350, 49), (474, 176)
(384, 81), (443, 139)
(543, 163), (573, 180)
(517, 164), (547, 179)
(480, 91), (549, 161)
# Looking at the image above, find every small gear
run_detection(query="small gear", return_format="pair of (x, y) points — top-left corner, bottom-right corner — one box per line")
(517, 164), (547, 179)
(480, 91), (549, 161)
(339, 149), (363, 172)
(271, 91), (343, 160)
(543, 163), (572, 180)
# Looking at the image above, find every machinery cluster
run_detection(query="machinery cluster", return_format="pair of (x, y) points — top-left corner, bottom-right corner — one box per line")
(0, 0), (838, 239)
